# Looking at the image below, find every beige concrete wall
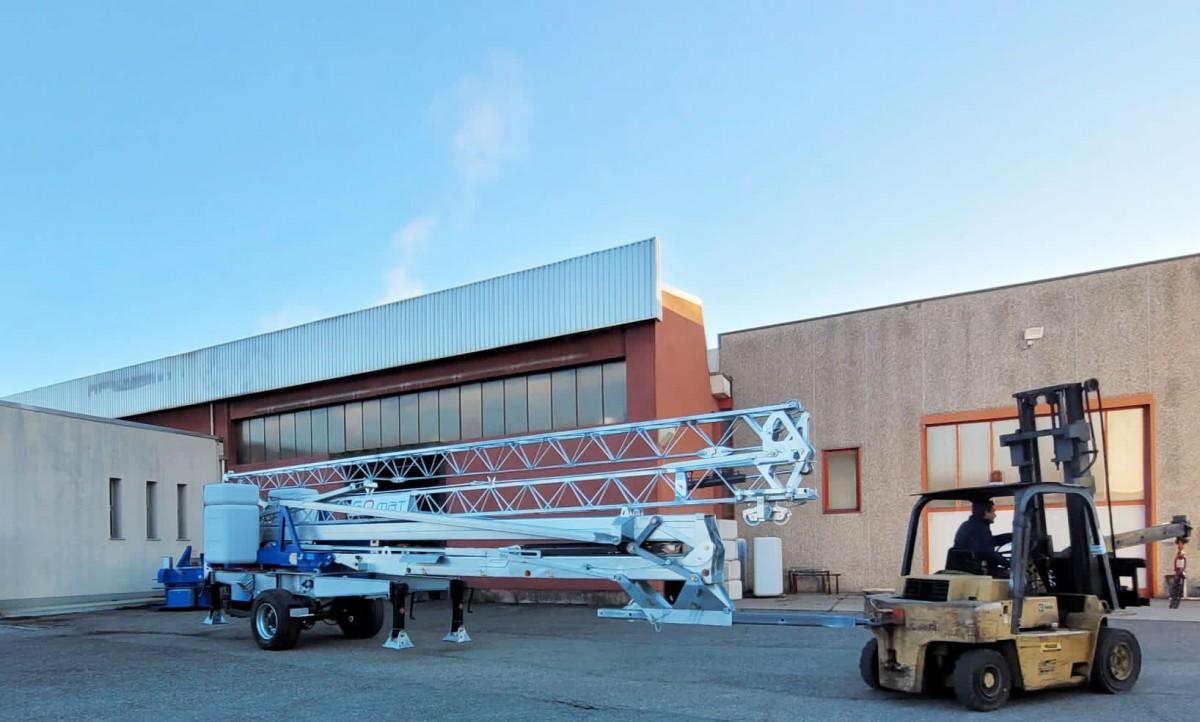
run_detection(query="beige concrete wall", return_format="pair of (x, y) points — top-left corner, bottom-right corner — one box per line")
(0, 403), (223, 613)
(720, 255), (1200, 594)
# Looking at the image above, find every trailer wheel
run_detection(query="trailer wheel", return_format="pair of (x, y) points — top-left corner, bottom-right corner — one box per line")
(334, 597), (386, 639)
(859, 637), (882, 690)
(251, 589), (303, 651)
(953, 648), (1011, 711)
(1090, 627), (1141, 693)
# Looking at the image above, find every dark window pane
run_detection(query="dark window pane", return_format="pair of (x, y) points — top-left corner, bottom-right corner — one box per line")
(311, 408), (329, 455)
(439, 388), (461, 442)
(400, 394), (419, 445)
(295, 410), (312, 457)
(602, 362), (627, 424)
(419, 390), (440, 443)
(344, 401), (364, 452)
(264, 415), (281, 461)
(237, 421), (252, 464)
(279, 413), (296, 459)
(460, 384), (482, 439)
(577, 365), (603, 427)
(381, 397), (401, 448)
(249, 417), (266, 463)
(504, 377), (528, 435)
(363, 398), (382, 450)
(327, 406), (346, 454)
(482, 380), (505, 437)
(527, 373), (551, 432)
(551, 369), (576, 429)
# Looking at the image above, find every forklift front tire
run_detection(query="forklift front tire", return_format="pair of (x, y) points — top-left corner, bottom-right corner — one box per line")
(1090, 627), (1141, 693)
(953, 648), (1011, 711)
(859, 637), (882, 690)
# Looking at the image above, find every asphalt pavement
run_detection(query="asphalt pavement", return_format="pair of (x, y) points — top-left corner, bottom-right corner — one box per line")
(0, 599), (1195, 722)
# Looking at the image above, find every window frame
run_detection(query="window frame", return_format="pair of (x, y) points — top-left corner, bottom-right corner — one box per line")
(822, 447), (861, 514)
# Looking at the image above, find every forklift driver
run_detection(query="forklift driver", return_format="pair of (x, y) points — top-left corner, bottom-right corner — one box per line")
(953, 499), (1009, 573)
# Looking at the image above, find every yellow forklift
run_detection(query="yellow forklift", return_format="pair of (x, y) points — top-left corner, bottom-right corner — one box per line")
(859, 380), (1192, 711)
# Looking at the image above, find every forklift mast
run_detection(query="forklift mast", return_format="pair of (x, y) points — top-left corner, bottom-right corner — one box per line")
(1000, 378), (1099, 487)
(998, 379), (1135, 609)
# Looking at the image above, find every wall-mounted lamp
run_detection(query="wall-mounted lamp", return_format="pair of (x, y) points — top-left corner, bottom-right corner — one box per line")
(1023, 326), (1044, 347)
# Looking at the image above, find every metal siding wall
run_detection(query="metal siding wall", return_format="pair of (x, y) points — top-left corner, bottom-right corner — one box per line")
(4, 239), (663, 418)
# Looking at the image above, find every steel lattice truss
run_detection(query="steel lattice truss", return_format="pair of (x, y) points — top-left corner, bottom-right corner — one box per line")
(229, 402), (817, 518)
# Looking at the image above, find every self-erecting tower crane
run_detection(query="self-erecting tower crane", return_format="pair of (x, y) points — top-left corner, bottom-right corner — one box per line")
(201, 401), (853, 651)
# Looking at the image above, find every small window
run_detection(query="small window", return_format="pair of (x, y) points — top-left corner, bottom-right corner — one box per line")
(344, 401), (364, 452)
(176, 484), (188, 540)
(109, 478), (122, 539)
(823, 449), (860, 513)
(146, 481), (159, 539)
(279, 413), (296, 458)
(327, 405), (346, 454)
(236, 421), (252, 464)
(527, 373), (552, 432)
(295, 410), (313, 456)
(459, 384), (482, 440)
(362, 398), (382, 450)
(602, 362), (627, 424)
(504, 377), (528, 435)
(576, 365), (604, 427)
(482, 381), (505, 437)
(380, 397), (401, 447)
(418, 390), (440, 443)
(551, 369), (576, 429)
(264, 415), (281, 461)
(439, 387), (461, 442)
(311, 407), (330, 454)
(399, 394), (420, 445)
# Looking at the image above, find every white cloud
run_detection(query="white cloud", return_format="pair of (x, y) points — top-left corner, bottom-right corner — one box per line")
(258, 304), (327, 334)
(395, 216), (437, 254)
(378, 216), (437, 304)
(450, 55), (530, 189)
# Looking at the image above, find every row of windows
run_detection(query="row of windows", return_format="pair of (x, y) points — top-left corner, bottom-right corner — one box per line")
(925, 407), (1146, 504)
(109, 478), (189, 541)
(235, 361), (628, 464)
(812, 408), (1147, 516)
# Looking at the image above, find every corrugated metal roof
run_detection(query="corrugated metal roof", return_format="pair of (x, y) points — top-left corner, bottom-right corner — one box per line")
(4, 239), (663, 418)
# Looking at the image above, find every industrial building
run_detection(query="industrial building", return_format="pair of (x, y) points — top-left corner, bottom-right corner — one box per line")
(0, 401), (222, 616)
(4, 238), (725, 601)
(719, 252), (1200, 596)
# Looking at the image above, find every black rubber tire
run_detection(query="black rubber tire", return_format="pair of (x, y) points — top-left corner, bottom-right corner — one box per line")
(953, 648), (1012, 712)
(250, 589), (303, 651)
(1090, 627), (1141, 693)
(859, 637), (883, 690)
(334, 597), (386, 639)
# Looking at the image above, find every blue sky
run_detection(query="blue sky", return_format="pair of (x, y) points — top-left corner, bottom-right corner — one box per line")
(2, 3), (1198, 397)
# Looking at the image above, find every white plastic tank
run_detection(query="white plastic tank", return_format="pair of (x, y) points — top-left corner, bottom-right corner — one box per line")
(752, 537), (785, 597)
(204, 483), (261, 564)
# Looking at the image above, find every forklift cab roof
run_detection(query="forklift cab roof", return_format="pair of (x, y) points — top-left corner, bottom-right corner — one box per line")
(915, 482), (1091, 504)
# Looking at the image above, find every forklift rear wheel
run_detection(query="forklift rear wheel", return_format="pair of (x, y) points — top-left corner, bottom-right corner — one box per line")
(952, 648), (1011, 711)
(859, 638), (882, 690)
(1090, 627), (1141, 693)
(251, 589), (303, 651)
(335, 597), (386, 639)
